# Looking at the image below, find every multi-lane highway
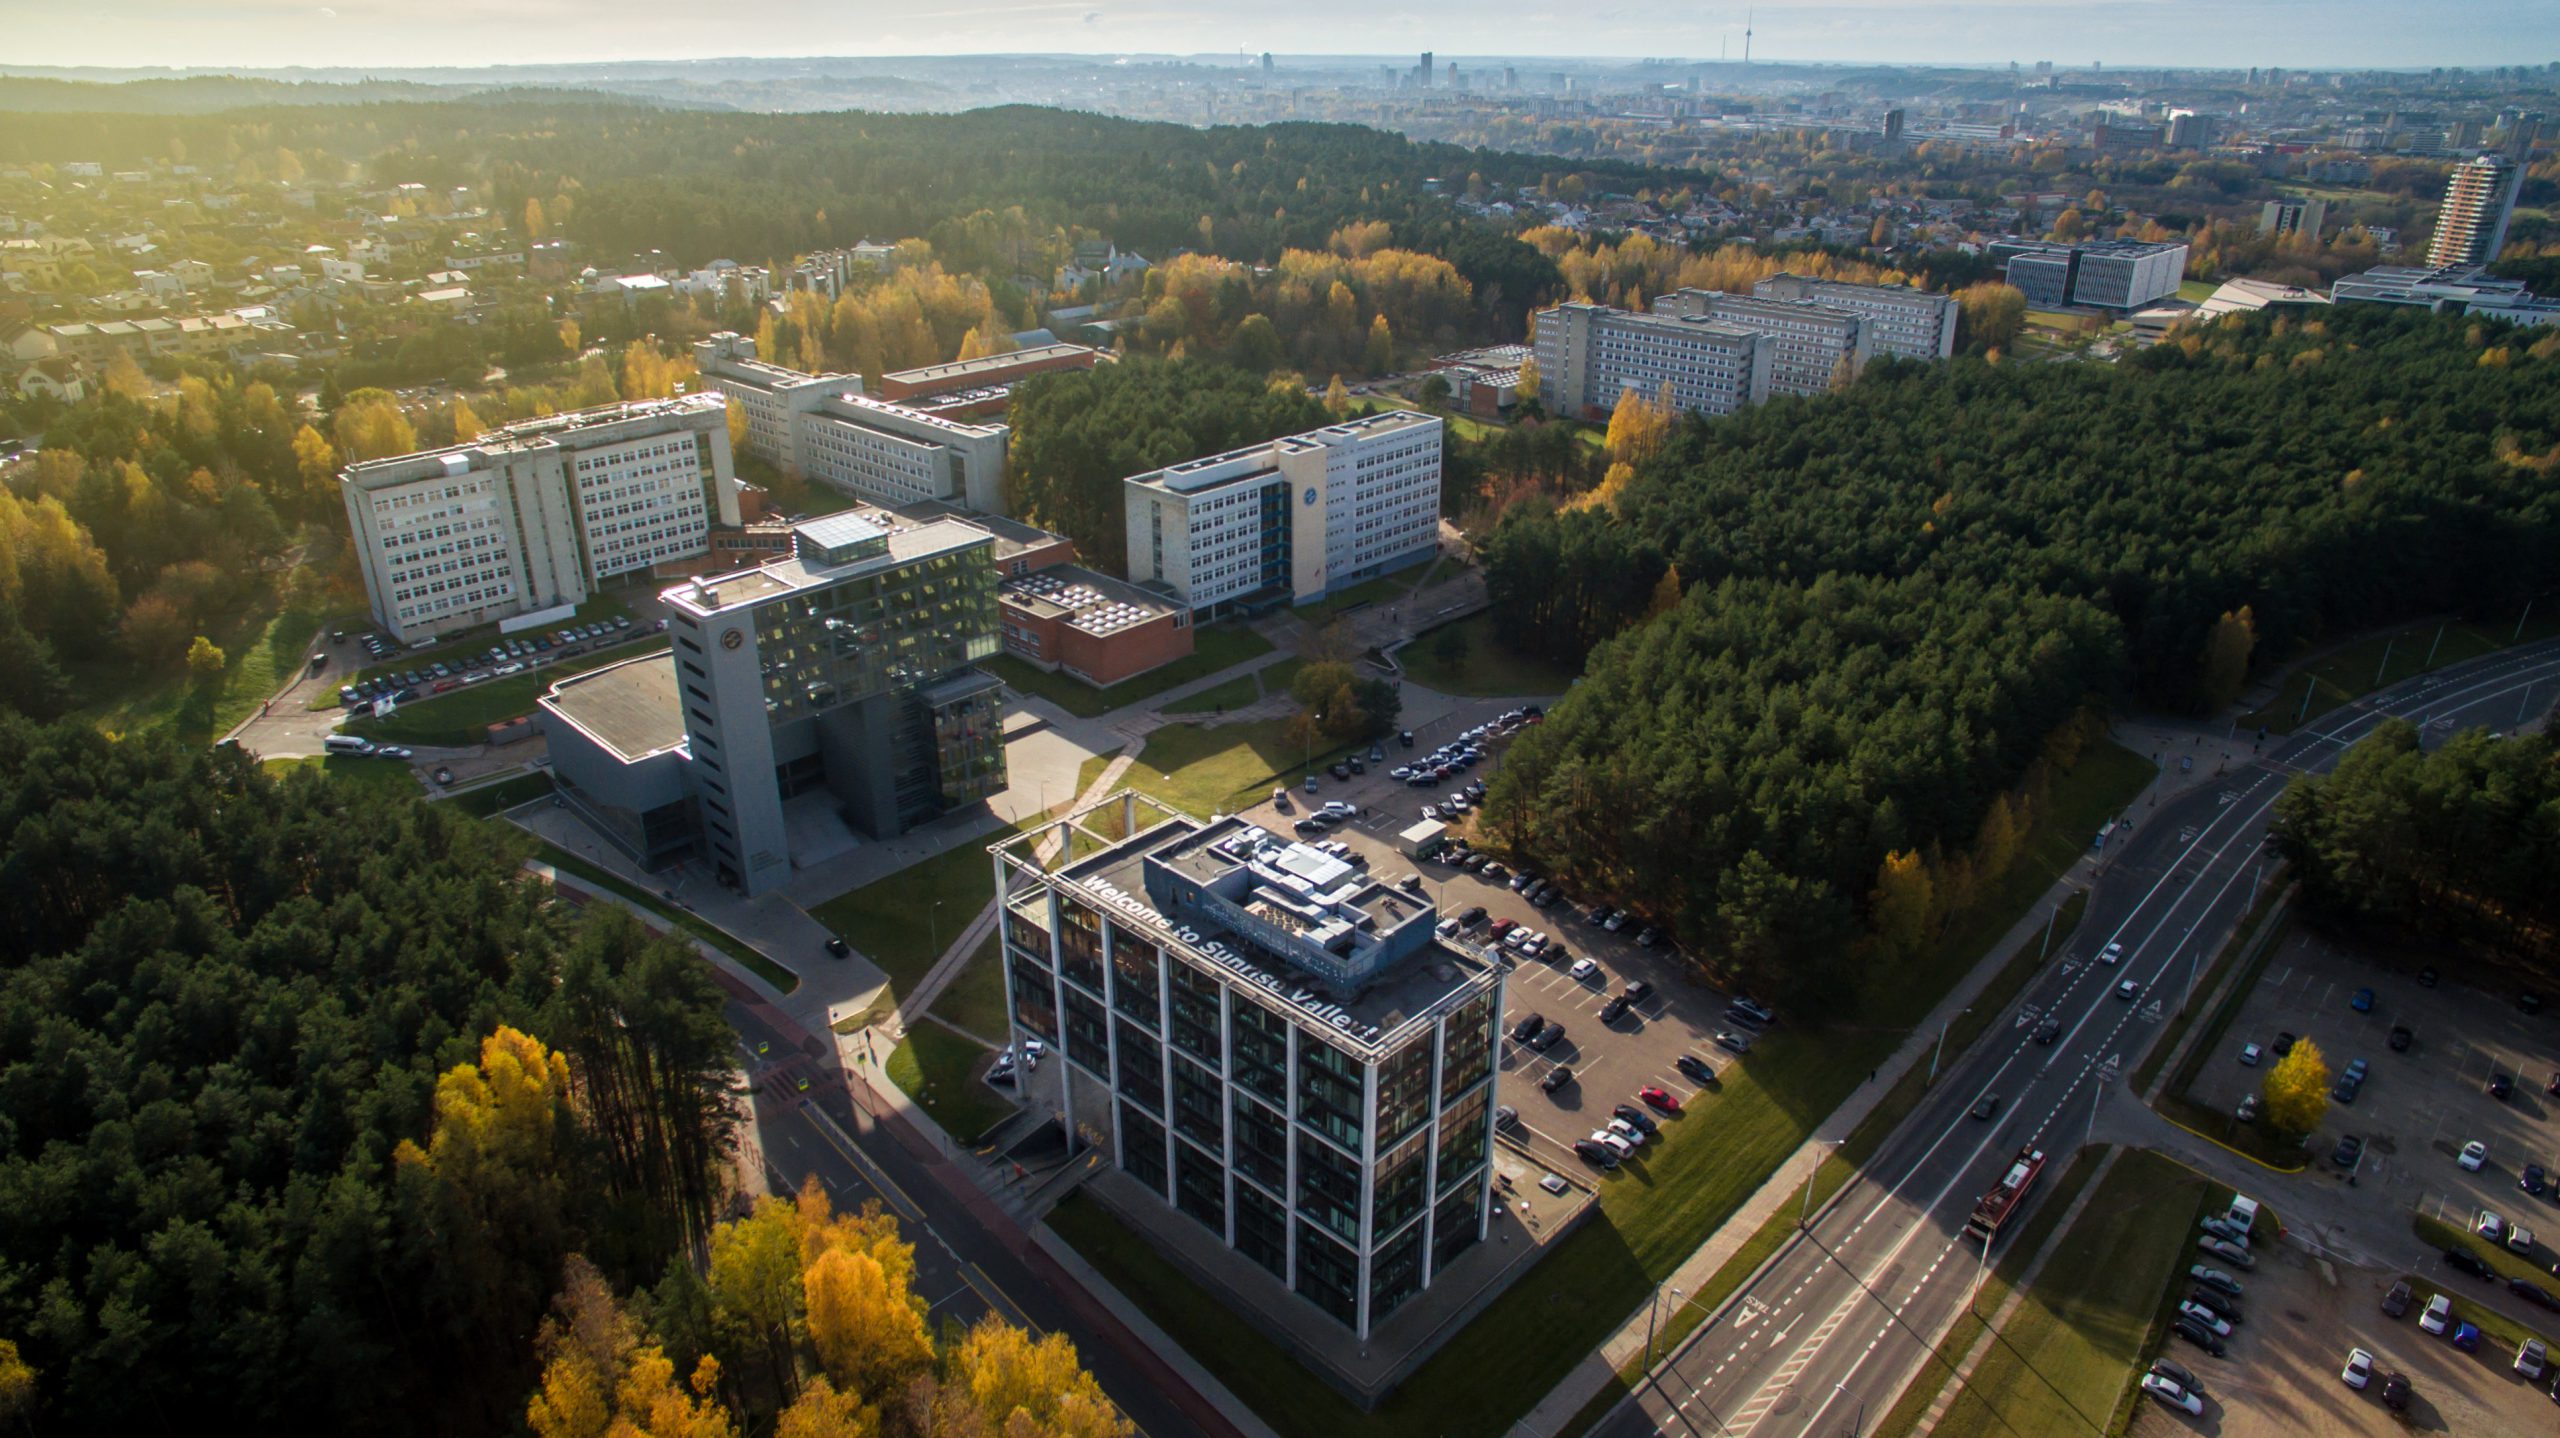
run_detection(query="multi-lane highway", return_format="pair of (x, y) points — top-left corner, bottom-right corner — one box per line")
(1600, 636), (2560, 1438)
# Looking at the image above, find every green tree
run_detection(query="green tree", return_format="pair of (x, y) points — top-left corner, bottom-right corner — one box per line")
(2197, 606), (2257, 714)
(185, 633), (227, 689)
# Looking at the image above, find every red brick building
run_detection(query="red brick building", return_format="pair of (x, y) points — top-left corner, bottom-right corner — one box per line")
(876, 342), (1100, 404)
(998, 566), (1195, 688)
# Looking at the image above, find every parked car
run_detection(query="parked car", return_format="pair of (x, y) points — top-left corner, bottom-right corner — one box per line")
(2478, 1209), (2507, 1243)
(2334, 1134), (2365, 1167)
(2273, 1031), (2298, 1056)
(2190, 1265), (2243, 1298)
(2198, 1236), (2255, 1268)
(2513, 1225), (2538, 1254)
(1573, 1139), (1618, 1171)
(2186, 1288), (2239, 1323)
(2531, 1339), (2558, 1382)
(2453, 1321), (2482, 1352)
(2200, 1217), (2250, 1248)
(1511, 1014), (1547, 1045)
(2340, 1347), (2374, 1389)
(1588, 1129), (1633, 1159)
(1605, 1116), (1650, 1148)
(2171, 1318), (2226, 1356)
(1623, 980), (1654, 1005)
(2389, 1024), (2413, 1051)
(1528, 1023), (1565, 1052)
(2234, 1093), (2260, 1124)
(1639, 1086), (1681, 1114)
(2239, 1042), (2262, 1065)
(2461, 1140), (2489, 1171)
(1541, 1066), (1575, 1094)
(2177, 1300), (2232, 1338)
(2140, 1375), (2202, 1415)
(1713, 1030), (1755, 1056)
(2444, 1248), (2495, 1279)
(2383, 1279), (2412, 1317)
(2420, 1292), (2455, 1335)
(2379, 1372), (2410, 1411)
(2492, 1071), (2517, 1100)
(1569, 957), (1600, 982)
(2511, 1277), (2560, 1311)
(1676, 1054), (1716, 1085)
(2148, 1357), (2203, 1396)
(1598, 995), (1631, 1024)
(2351, 986), (2376, 1012)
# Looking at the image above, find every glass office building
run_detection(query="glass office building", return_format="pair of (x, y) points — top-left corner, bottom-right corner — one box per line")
(995, 796), (1504, 1338)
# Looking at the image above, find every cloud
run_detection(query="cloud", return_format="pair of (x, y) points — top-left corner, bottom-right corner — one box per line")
(316, 4), (336, 14)
(1082, 10), (1101, 22)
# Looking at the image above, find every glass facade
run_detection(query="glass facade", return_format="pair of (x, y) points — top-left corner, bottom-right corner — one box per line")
(1016, 849), (1503, 1339)
(753, 545), (1001, 724)
(927, 684), (1007, 809)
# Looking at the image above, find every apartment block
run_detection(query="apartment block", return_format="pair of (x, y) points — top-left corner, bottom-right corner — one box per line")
(1751, 273), (1961, 361)
(1652, 288), (1867, 398)
(1122, 411), (1442, 615)
(541, 509), (1009, 895)
(691, 331), (851, 474)
(2427, 154), (2520, 270)
(341, 395), (740, 643)
(992, 799), (1504, 1339)
(693, 331), (1013, 514)
(1532, 302), (1769, 421)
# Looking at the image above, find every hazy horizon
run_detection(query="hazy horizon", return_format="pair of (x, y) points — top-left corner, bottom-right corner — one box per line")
(3, 1), (2551, 77)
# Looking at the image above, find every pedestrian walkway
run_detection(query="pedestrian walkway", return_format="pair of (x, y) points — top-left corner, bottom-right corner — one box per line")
(1516, 879), (2096, 1434)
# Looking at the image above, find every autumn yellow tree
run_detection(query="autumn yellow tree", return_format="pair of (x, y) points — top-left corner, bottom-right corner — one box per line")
(332, 389), (419, 463)
(2198, 606), (2257, 713)
(185, 634), (227, 690)
(1604, 384), (1676, 466)
(1513, 355), (1540, 409)
(1869, 849), (1935, 958)
(803, 1247), (930, 1398)
(0, 1338), (32, 1427)
(727, 396), (751, 457)
(948, 1318), (1131, 1438)
(451, 398), (487, 441)
(1323, 374), (1350, 415)
(524, 197), (549, 240)
(291, 423), (339, 503)
(2262, 1036), (2330, 1137)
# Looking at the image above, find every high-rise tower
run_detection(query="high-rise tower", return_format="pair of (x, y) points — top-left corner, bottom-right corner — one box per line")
(2427, 153), (2519, 270)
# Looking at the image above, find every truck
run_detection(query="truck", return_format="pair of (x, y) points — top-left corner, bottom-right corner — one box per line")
(1964, 1146), (2047, 1243)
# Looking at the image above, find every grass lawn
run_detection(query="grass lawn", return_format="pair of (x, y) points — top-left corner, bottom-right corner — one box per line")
(1159, 669), (1263, 716)
(2239, 607), (2560, 735)
(1926, 1149), (2210, 1438)
(1113, 716), (1380, 819)
(2415, 1211), (2552, 1290)
(2387, 1254), (2560, 1360)
(807, 820), (1035, 1000)
(534, 841), (800, 995)
(324, 591), (635, 698)
(81, 598), (335, 746)
(885, 1019), (1014, 1143)
(2177, 279), (2218, 303)
(347, 640), (670, 747)
(261, 752), (425, 799)
(1872, 1146), (2111, 1438)
(440, 770), (558, 817)
(2143, 891), (2310, 1169)
(1397, 612), (1580, 697)
(1307, 572), (1422, 621)
(984, 624), (1275, 720)
(1054, 738), (2153, 1438)
(926, 931), (1009, 1043)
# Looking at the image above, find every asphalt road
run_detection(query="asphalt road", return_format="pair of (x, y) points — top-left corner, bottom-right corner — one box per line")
(725, 998), (1227, 1438)
(1600, 638), (2560, 1438)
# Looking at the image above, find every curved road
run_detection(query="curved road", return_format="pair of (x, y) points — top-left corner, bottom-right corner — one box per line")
(1600, 637), (2560, 1438)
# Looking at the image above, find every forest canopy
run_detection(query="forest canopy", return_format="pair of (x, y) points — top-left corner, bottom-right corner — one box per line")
(1479, 307), (2560, 1004)
(0, 719), (734, 1433)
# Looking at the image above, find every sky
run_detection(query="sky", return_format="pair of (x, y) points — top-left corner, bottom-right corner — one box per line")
(0, 0), (2548, 74)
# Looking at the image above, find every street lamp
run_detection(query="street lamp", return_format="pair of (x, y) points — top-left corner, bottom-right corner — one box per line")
(928, 898), (946, 963)
(1798, 1137), (1844, 1229)
(1928, 1008), (1973, 1087)
(1645, 1283), (1684, 1369)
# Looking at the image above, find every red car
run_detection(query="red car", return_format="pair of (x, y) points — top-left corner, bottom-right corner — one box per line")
(1488, 918), (1518, 940)
(1639, 1086), (1681, 1114)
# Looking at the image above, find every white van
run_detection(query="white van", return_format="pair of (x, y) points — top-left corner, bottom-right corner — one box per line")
(2226, 1194), (2261, 1236)
(323, 735), (377, 756)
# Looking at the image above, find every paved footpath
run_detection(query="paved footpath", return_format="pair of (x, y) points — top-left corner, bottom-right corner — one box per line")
(1514, 850), (2104, 1435)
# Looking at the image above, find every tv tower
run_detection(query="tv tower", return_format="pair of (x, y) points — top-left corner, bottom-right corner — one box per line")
(1744, 8), (1754, 64)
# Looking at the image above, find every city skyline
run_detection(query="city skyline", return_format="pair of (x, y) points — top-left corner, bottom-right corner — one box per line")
(4, 1), (2554, 75)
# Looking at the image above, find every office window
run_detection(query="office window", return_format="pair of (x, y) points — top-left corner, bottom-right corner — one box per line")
(1368, 1219), (1425, 1326)
(1062, 985), (1110, 1077)
(1293, 1220), (1359, 1327)
(1058, 898), (1104, 996)
(1109, 925), (1161, 1022)
(1296, 1035), (1365, 1152)
(1174, 1139), (1226, 1234)
(1372, 1130), (1431, 1240)
(1171, 1055), (1223, 1151)
(1231, 1091), (1287, 1194)
(1113, 1015), (1164, 1114)
(1009, 951), (1057, 1042)
(1374, 1036), (1436, 1152)
(1121, 1102), (1168, 1195)
(1167, 960), (1223, 1067)
(1439, 992), (1497, 1105)
(1435, 1085), (1490, 1198)
(1431, 1182), (1482, 1272)
(1233, 1180), (1288, 1280)
(1294, 1130), (1362, 1244)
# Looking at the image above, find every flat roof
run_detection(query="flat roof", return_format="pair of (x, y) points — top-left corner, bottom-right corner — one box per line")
(538, 652), (688, 762)
(1000, 564), (1183, 634)
(880, 342), (1095, 389)
(666, 516), (993, 617)
(1022, 808), (1492, 1047)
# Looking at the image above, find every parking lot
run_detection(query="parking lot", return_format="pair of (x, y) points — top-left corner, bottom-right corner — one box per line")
(1236, 699), (1748, 1181)
(2132, 1233), (2552, 1438)
(2183, 929), (2560, 1269)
